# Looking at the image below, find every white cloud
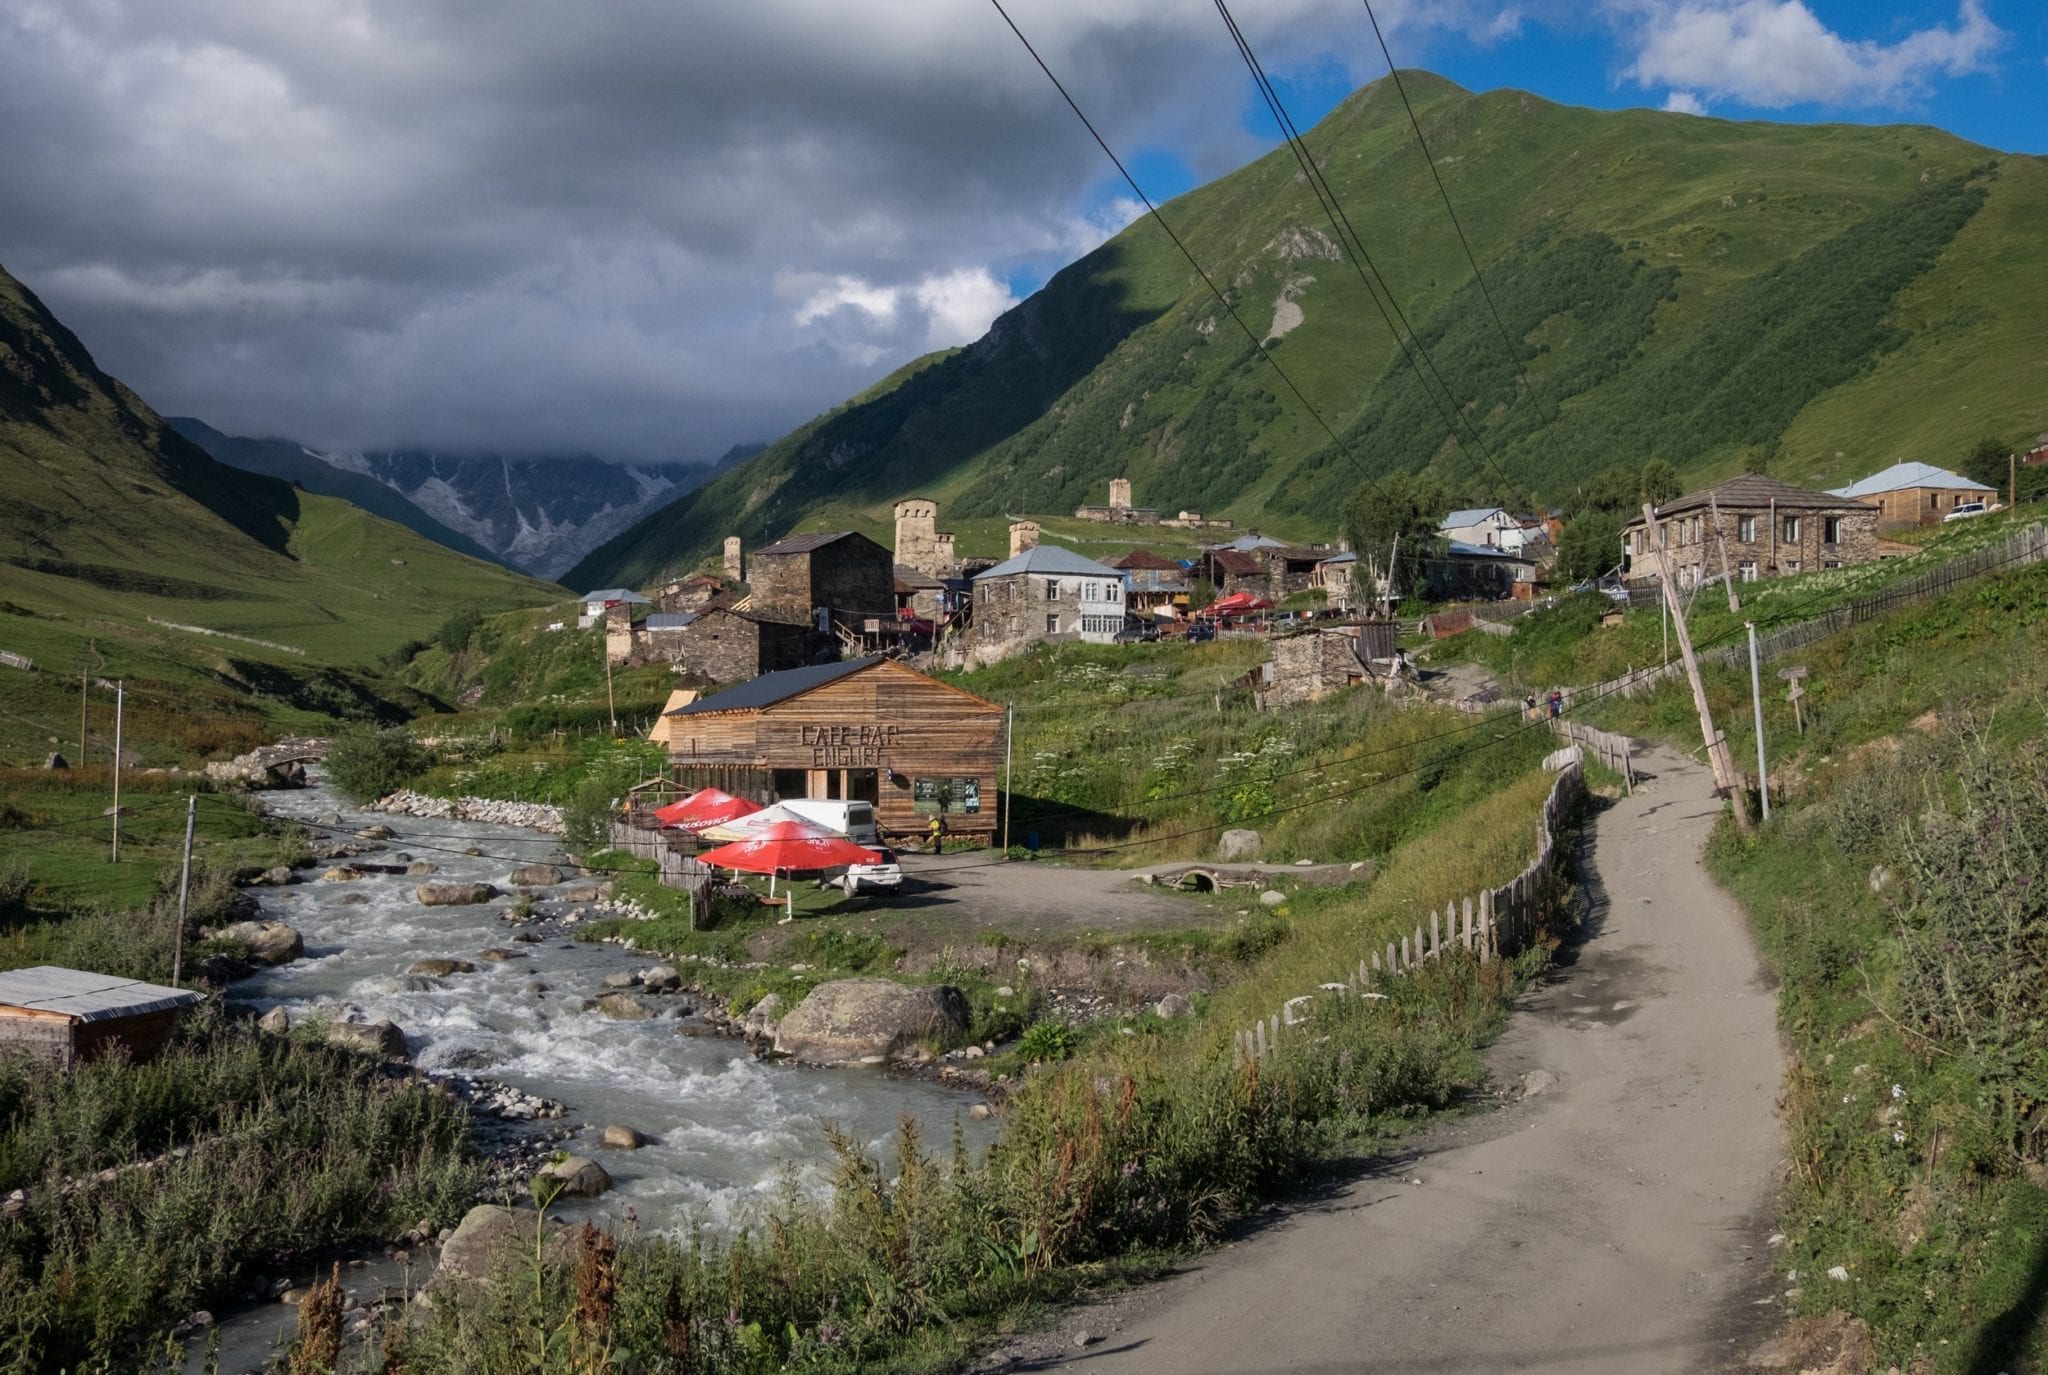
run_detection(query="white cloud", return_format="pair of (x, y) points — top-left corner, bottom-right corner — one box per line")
(912, 268), (1021, 351)
(1618, 0), (2004, 109)
(1661, 89), (1707, 114)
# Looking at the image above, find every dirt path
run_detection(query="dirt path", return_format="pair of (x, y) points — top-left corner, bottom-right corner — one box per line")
(975, 743), (1787, 1374)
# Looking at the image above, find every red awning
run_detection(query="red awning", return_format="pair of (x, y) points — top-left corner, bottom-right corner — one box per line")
(653, 789), (760, 832)
(698, 820), (880, 875)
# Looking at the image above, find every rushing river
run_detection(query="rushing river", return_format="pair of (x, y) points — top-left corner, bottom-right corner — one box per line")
(237, 782), (993, 1233)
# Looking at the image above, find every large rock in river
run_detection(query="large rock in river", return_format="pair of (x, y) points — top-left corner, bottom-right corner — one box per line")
(508, 863), (563, 887)
(431, 1205), (573, 1293)
(417, 882), (498, 906)
(326, 1020), (409, 1059)
(408, 959), (477, 977)
(218, 920), (304, 966)
(772, 979), (968, 1066)
(542, 1156), (612, 1198)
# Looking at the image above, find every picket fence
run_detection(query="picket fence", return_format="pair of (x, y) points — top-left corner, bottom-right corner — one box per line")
(1232, 760), (1584, 1066)
(0, 651), (31, 672)
(1562, 522), (2048, 713)
(1550, 719), (1634, 794)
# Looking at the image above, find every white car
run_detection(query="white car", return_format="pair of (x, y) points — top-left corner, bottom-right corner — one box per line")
(1944, 501), (1990, 522)
(836, 848), (902, 896)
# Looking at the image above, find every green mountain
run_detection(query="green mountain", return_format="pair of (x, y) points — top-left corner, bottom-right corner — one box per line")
(0, 261), (563, 762)
(569, 72), (2048, 589)
(165, 416), (509, 567)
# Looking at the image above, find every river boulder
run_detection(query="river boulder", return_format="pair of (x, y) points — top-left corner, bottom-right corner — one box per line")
(417, 882), (498, 906)
(595, 993), (653, 1021)
(406, 861), (439, 876)
(355, 824), (396, 841)
(218, 920), (304, 966)
(321, 866), (364, 882)
(599, 1124), (646, 1150)
(772, 979), (968, 1065)
(542, 1156), (612, 1199)
(509, 863), (563, 887)
(326, 1020), (408, 1060)
(741, 992), (784, 1040)
(408, 959), (477, 977)
(641, 964), (681, 993)
(431, 1205), (573, 1293)
(257, 1006), (290, 1035)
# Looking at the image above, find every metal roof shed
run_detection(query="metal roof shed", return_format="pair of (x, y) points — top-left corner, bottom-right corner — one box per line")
(0, 966), (203, 1067)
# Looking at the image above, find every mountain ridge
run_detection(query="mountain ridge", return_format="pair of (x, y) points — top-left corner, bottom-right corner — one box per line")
(567, 71), (2047, 589)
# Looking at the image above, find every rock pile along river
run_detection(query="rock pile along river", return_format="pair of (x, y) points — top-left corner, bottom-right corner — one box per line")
(236, 781), (994, 1234)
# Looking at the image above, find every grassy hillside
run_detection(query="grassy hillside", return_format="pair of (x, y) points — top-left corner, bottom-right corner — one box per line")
(571, 73), (2048, 589)
(0, 262), (564, 764)
(166, 415), (509, 566)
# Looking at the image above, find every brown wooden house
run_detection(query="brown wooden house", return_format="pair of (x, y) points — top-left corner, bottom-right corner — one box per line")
(663, 657), (1005, 842)
(0, 967), (202, 1067)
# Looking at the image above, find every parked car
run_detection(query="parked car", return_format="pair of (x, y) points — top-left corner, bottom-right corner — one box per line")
(837, 847), (902, 896)
(1185, 621), (1216, 643)
(1113, 621), (1159, 644)
(1944, 501), (1990, 522)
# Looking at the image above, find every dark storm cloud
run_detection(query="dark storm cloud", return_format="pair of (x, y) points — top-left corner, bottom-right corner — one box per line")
(0, 0), (1474, 462)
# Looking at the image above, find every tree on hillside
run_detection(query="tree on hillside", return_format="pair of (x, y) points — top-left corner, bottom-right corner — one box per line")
(1341, 470), (1448, 584)
(1556, 512), (1625, 583)
(1959, 434), (2010, 489)
(1640, 458), (1683, 505)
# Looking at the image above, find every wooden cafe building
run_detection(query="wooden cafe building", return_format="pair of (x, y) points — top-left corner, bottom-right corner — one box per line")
(661, 657), (1006, 843)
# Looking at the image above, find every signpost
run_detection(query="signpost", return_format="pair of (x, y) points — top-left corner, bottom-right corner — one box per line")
(1778, 665), (1809, 736)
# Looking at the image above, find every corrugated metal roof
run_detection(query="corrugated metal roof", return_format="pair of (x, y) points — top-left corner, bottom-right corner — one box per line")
(892, 563), (944, 589)
(972, 544), (1122, 580)
(1214, 532), (1288, 551)
(579, 588), (651, 604)
(668, 657), (881, 716)
(1206, 549), (1264, 576)
(1108, 549), (1180, 570)
(642, 613), (697, 629)
(754, 531), (861, 556)
(1441, 507), (1508, 528)
(1828, 462), (1993, 499)
(0, 967), (202, 1023)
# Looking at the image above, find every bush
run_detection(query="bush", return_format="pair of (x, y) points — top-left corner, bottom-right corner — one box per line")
(1016, 1020), (1079, 1064)
(321, 725), (432, 802)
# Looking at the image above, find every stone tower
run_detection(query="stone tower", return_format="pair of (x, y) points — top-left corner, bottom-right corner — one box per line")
(894, 498), (941, 576)
(722, 535), (744, 583)
(1008, 520), (1041, 558)
(1108, 477), (1132, 511)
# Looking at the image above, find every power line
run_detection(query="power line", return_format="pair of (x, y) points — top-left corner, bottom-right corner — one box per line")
(1210, 0), (1528, 509)
(1355, 0), (1552, 424)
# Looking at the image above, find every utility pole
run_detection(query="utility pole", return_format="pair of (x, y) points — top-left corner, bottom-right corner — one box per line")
(109, 681), (125, 862)
(79, 662), (89, 766)
(2013, 450), (2020, 511)
(1002, 701), (1015, 856)
(1746, 623), (1769, 823)
(1710, 493), (1740, 613)
(1642, 503), (1751, 834)
(172, 795), (196, 987)
(603, 646), (618, 735)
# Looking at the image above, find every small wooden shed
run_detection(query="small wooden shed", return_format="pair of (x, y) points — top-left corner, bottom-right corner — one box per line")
(0, 967), (203, 1067)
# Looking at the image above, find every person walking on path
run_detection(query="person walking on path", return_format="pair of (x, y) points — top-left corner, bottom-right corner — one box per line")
(928, 813), (944, 856)
(1548, 687), (1563, 719)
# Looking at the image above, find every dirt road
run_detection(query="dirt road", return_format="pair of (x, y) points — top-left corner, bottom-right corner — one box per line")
(978, 743), (1786, 1373)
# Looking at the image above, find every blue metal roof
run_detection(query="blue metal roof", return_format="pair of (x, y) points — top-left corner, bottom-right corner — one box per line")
(1828, 462), (1993, 499)
(972, 544), (1122, 580)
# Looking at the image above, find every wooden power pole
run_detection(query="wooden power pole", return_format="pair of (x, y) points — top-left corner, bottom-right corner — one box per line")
(1709, 493), (1740, 613)
(1641, 503), (1751, 834)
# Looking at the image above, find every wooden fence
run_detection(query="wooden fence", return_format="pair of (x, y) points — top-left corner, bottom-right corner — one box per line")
(1563, 522), (2048, 713)
(0, 651), (31, 672)
(1233, 760), (1584, 1066)
(609, 819), (713, 927)
(1550, 720), (1634, 794)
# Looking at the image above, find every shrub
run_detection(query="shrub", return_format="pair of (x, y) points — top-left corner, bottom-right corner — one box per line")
(1016, 1020), (1079, 1064)
(322, 725), (432, 802)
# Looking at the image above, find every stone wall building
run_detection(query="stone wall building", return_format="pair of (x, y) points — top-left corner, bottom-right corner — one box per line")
(746, 531), (895, 625)
(1620, 475), (1880, 585)
(965, 544), (1127, 667)
(722, 536), (745, 583)
(1253, 627), (1369, 709)
(1827, 462), (1995, 528)
(892, 499), (957, 579)
(1107, 549), (1189, 616)
(1076, 477), (1161, 524)
(1008, 520), (1041, 558)
(635, 607), (818, 682)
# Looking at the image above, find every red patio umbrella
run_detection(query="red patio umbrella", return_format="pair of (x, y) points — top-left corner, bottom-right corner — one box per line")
(699, 820), (881, 898)
(654, 788), (759, 831)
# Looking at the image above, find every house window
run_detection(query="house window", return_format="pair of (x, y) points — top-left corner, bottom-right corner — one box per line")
(1045, 580), (1059, 601)
(1823, 516), (1843, 544)
(1823, 560), (1841, 569)
(1781, 516), (1801, 542)
(1738, 561), (1758, 582)
(1784, 559), (1801, 573)
(1045, 614), (1059, 634)
(1737, 515), (1756, 542)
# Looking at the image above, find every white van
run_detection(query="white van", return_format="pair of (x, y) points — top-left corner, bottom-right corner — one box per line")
(782, 799), (881, 846)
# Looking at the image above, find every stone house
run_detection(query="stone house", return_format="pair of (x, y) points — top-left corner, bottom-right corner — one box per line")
(746, 531), (895, 626)
(1619, 475), (1880, 585)
(1423, 542), (1539, 601)
(1196, 543), (1325, 599)
(578, 586), (650, 630)
(965, 544), (1127, 667)
(1827, 462), (1995, 528)
(1253, 628), (1367, 709)
(635, 607), (818, 682)
(656, 575), (727, 613)
(1314, 551), (1357, 608)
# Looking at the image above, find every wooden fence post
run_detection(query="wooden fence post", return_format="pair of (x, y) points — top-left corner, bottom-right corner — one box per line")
(1462, 895), (1474, 950)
